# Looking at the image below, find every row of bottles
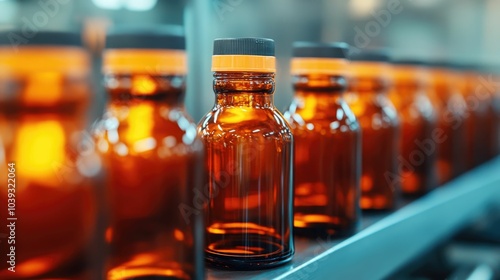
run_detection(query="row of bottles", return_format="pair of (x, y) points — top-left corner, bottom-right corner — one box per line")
(0, 29), (499, 279)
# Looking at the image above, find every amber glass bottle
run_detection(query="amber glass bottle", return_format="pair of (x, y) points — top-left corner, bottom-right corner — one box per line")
(94, 28), (204, 279)
(198, 38), (294, 269)
(474, 66), (500, 160)
(284, 42), (360, 237)
(0, 32), (103, 279)
(428, 63), (467, 183)
(489, 70), (500, 158)
(389, 60), (438, 195)
(453, 65), (491, 169)
(346, 50), (400, 210)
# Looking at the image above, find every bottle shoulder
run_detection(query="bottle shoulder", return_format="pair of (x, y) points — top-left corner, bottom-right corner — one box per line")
(198, 106), (293, 142)
(345, 92), (399, 130)
(93, 103), (202, 156)
(285, 97), (360, 133)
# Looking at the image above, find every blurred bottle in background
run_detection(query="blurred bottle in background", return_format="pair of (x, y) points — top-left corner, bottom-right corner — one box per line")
(199, 38), (294, 269)
(93, 27), (204, 279)
(428, 63), (467, 184)
(478, 66), (500, 159)
(285, 42), (361, 238)
(389, 60), (438, 196)
(347, 50), (400, 210)
(455, 64), (492, 169)
(0, 31), (104, 279)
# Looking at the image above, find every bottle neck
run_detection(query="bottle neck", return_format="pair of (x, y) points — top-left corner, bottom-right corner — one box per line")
(104, 73), (185, 105)
(393, 80), (425, 95)
(349, 76), (389, 95)
(293, 74), (347, 93)
(213, 72), (275, 108)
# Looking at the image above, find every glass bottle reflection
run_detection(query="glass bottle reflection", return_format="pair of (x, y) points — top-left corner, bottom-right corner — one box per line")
(389, 61), (438, 195)
(285, 42), (361, 237)
(429, 64), (467, 184)
(94, 28), (204, 280)
(199, 38), (294, 269)
(0, 32), (103, 279)
(347, 51), (400, 210)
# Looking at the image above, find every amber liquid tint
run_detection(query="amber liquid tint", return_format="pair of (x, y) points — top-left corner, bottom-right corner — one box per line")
(94, 74), (204, 279)
(285, 74), (360, 237)
(459, 73), (491, 169)
(347, 77), (400, 210)
(199, 72), (294, 269)
(430, 73), (467, 184)
(389, 81), (438, 195)
(0, 74), (103, 279)
(475, 73), (500, 160)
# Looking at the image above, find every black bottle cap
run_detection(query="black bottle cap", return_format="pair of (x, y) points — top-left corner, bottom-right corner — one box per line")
(350, 49), (390, 62)
(292, 42), (349, 59)
(213, 38), (275, 56)
(106, 25), (185, 50)
(0, 30), (82, 47)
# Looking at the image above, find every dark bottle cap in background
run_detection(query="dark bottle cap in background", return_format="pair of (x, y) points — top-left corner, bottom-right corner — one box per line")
(105, 25), (185, 50)
(426, 60), (453, 69)
(0, 30), (82, 47)
(350, 49), (390, 62)
(391, 59), (427, 66)
(292, 42), (349, 59)
(213, 38), (275, 56)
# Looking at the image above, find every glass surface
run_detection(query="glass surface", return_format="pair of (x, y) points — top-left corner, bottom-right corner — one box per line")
(389, 76), (438, 195)
(198, 72), (294, 269)
(285, 74), (361, 237)
(0, 56), (103, 279)
(347, 76), (400, 210)
(430, 70), (467, 184)
(94, 73), (204, 279)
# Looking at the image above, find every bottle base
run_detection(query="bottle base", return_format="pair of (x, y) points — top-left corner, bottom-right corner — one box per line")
(205, 236), (294, 270)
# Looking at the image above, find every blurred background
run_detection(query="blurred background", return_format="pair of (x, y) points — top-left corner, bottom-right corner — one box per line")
(1, 0), (499, 121)
(1, 1), (500, 279)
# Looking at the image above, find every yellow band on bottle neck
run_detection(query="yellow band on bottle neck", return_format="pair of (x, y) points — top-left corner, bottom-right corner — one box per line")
(392, 65), (430, 85)
(350, 61), (391, 80)
(103, 49), (187, 75)
(211, 55), (276, 73)
(291, 57), (349, 76)
(0, 46), (90, 77)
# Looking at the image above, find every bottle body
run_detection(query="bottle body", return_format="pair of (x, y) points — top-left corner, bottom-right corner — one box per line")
(199, 72), (294, 269)
(458, 71), (491, 169)
(285, 74), (360, 237)
(347, 78), (400, 210)
(94, 74), (204, 279)
(389, 79), (438, 195)
(0, 47), (103, 279)
(430, 70), (467, 184)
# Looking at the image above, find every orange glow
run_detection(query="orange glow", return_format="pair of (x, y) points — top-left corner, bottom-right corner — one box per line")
(23, 72), (63, 106)
(211, 55), (276, 73)
(14, 120), (65, 182)
(0, 47), (89, 75)
(291, 58), (349, 76)
(15, 258), (51, 278)
(103, 49), (187, 75)
(132, 75), (158, 95)
(361, 175), (373, 192)
(106, 227), (113, 243)
(124, 104), (154, 147)
(174, 229), (185, 241)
